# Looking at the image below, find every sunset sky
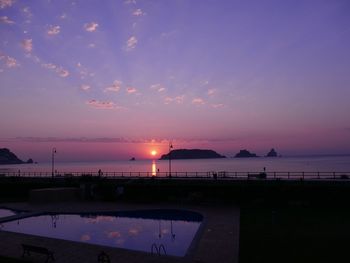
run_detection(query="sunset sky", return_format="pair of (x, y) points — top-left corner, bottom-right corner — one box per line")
(1, 0), (350, 161)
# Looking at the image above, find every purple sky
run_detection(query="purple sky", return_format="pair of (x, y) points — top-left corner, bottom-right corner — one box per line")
(1, 0), (350, 161)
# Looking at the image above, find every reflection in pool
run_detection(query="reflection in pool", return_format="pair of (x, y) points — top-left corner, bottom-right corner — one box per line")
(0, 209), (202, 257)
(0, 208), (16, 218)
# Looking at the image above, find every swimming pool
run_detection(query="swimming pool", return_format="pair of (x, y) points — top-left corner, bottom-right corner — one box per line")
(0, 209), (202, 257)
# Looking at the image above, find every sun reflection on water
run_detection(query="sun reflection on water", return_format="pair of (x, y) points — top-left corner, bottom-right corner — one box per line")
(152, 160), (157, 176)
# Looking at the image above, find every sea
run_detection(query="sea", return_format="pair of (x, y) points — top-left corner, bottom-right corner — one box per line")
(1, 155), (350, 175)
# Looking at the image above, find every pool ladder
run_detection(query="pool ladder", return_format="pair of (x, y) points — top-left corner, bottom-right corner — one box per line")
(151, 243), (167, 256)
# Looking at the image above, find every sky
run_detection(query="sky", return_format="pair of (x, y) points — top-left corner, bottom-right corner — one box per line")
(1, 0), (350, 162)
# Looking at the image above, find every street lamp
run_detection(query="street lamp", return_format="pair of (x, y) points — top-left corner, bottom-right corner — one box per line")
(51, 147), (57, 178)
(168, 141), (173, 178)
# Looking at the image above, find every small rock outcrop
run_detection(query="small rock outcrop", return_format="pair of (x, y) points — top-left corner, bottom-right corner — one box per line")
(266, 148), (278, 157)
(234, 149), (258, 158)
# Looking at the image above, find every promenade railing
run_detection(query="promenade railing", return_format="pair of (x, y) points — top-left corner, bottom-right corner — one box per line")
(1, 171), (350, 181)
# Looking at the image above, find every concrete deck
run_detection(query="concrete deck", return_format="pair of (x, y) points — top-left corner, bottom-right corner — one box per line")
(0, 202), (239, 263)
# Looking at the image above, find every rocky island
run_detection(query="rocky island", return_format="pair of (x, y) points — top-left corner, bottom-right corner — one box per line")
(160, 149), (226, 160)
(234, 149), (258, 158)
(0, 148), (33, 165)
(266, 148), (278, 157)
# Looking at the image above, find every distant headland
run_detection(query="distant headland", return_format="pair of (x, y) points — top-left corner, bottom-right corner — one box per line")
(234, 149), (258, 158)
(160, 149), (226, 160)
(0, 148), (33, 165)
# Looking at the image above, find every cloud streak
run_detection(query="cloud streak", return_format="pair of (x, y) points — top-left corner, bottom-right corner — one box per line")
(0, 16), (14, 24)
(86, 100), (116, 109)
(80, 84), (91, 91)
(126, 36), (137, 51)
(192, 98), (205, 105)
(133, 8), (144, 16)
(126, 87), (137, 94)
(150, 83), (165, 92)
(1, 136), (241, 144)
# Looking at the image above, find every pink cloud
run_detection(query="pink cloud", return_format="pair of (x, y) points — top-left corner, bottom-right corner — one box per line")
(84, 22), (98, 32)
(126, 36), (137, 51)
(0, 0), (14, 9)
(164, 95), (184, 104)
(126, 87), (137, 94)
(107, 231), (122, 238)
(192, 98), (205, 105)
(150, 83), (165, 92)
(133, 8), (144, 16)
(0, 52), (19, 68)
(207, 89), (216, 96)
(57, 68), (69, 77)
(80, 84), (91, 91)
(80, 234), (90, 242)
(21, 39), (33, 52)
(105, 80), (122, 93)
(47, 25), (60, 35)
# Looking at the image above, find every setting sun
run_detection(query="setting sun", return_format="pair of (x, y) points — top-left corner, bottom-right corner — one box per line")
(150, 150), (157, 156)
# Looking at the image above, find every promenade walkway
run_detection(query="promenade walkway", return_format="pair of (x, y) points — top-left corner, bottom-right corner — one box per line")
(0, 202), (239, 263)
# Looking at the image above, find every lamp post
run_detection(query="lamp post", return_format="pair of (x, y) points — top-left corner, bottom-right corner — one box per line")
(51, 147), (57, 178)
(168, 141), (173, 178)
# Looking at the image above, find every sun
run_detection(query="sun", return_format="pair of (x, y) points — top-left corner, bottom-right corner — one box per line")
(150, 150), (157, 156)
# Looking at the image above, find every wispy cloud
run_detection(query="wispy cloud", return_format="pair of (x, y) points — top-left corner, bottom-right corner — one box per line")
(42, 63), (57, 70)
(124, 0), (136, 4)
(75, 62), (94, 79)
(57, 68), (69, 77)
(164, 95), (184, 104)
(80, 84), (91, 91)
(212, 103), (224, 108)
(207, 89), (216, 96)
(192, 98), (205, 105)
(0, 136), (239, 144)
(88, 43), (96, 48)
(84, 22), (98, 32)
(126, 87), (137, 94)
(42, 62), (69, 78)
(150, 83), (165, 92)
(47, 25), (60, 35)
(21, 39), (33, 52)
(86, 100), (116, 110)
(0, 16), (14, 24)
(22, 7), (32, 23)
(105, 80), (122, 93)
(126, 36), (137, 51)
(0, 0), (14, 9)
(0, 52), (19, 68)
(133, 8), (144, 16)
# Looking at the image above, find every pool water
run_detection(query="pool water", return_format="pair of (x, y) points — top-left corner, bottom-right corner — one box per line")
(0, 208), (16, 218)
(0, 209), (202, 257)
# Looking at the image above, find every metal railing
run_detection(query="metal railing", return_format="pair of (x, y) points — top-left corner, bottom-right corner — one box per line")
(1, 171), (350, 181)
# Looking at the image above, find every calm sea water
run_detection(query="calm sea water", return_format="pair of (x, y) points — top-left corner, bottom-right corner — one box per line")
(1, 156), (350, 174)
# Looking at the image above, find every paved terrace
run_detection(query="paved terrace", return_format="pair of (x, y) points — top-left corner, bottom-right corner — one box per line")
(0, 202), (239, 263)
